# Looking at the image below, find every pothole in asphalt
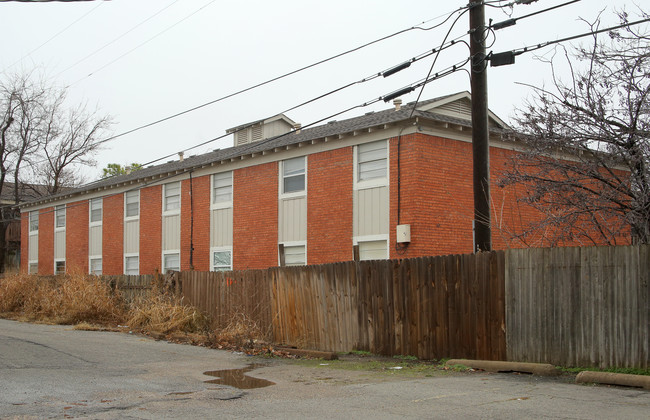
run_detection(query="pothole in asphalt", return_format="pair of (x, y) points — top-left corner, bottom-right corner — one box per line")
(203, 364), (275, 389)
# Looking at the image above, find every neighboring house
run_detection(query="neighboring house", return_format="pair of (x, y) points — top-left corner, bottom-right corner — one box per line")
(1, 182), (55, 272)
(17, 91), (613, 276)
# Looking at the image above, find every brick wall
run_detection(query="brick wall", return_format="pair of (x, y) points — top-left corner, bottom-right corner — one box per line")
(102, 194), (124, 275)
(389, 134), (475, 259)
(140, 185), (162, 274)
(20, 212), (28, 273)
(181, 175), (210, 271)
(233, 162), (278, 270)
(307, 146), (354, 264)
(66, 200), (89, 273)
(387, 133), (611, 259)
(37, 207), (54, 275)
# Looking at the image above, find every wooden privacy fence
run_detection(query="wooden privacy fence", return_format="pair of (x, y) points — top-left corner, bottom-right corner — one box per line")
(108, 245), (648, 368)
(506, 245), (649, 369)
(180, 252), (507, 361)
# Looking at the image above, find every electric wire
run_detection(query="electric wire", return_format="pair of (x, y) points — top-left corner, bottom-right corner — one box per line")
(53, 0), (181, 79)
(22, 31), (472, 182)
(10, 5), (474, 198)
(508, 16), (650, 57)
(489, 0), (581, 30)
(141, 56), (472, 168)
(13, 61), (471, 218)
(2, 1), (104, 72)
(67, 0), (219, 87)
(71, 6), (472, 147)
(409, 7), (470, 118)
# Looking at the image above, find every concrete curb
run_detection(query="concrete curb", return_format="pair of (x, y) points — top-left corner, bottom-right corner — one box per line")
(576, 371), (650, 390)
(275, 347), (339, 360)
(446, 359), (560, 376)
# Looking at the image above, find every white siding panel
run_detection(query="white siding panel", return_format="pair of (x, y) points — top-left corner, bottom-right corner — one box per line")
(359, 240), (388, 261)
(279, 197), (306, 242)
(354, 186), (389, 237)
(162, 214), (181, 250)
(124, 219), (140, 254)
(89, 225), (102, 256)
(54, 231), (66, 259)
(211, 208), (233, 247)
(29, 234), (38, 260)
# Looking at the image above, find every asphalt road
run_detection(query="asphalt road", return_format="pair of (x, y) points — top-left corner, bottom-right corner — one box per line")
(1, 319), (648, 419)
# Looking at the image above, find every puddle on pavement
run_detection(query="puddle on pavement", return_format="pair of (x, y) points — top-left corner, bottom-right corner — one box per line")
(203, 364), (275, 389)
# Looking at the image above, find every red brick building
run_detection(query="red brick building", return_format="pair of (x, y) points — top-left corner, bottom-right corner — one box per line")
(18, 92), (583, 275)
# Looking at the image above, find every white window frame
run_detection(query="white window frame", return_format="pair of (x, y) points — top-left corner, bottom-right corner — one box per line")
(124, 190), (140, 220)
(28, 262), (38, 275)
(354, 235), (389, 261)
(29, 210), (39, 233)
(210, 246), (233, 272)
(279, 156), (307, 199)
(163, 182), (181, 215)
(89, 198), (103, 226)
(54, 259), (66, 275)
(354, 140), (389, 190)
(55, 205), (66, 230)
(124, 254), (139, 275)
(279, 241), (307, 267)
(211, 171), (233, 210)
(162, 250), (180, 273)
(89, 257), (102, 275)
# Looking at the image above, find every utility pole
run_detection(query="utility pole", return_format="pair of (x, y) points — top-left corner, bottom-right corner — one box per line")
(470, 0), (492, 252)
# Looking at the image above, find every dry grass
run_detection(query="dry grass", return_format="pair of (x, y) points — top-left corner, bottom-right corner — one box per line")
(126, 291), (211, 335)
(207, 312), (271, 351)
(0, 273), (40, 313)
(0, 273), (277, 355)
(0, 272), (125, 324)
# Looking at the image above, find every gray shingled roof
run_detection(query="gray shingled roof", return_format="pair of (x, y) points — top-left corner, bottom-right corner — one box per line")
(21, 95), (506, 207)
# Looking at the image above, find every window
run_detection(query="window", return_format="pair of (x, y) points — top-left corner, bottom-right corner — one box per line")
(163, 252), (180, 273)
(283, 244), (306, 266)
(55, 260), (66, 275)
(125, 190), (140, 218)
(164, 182), (181, 212)
(90, 198), (102, 223)
(55, 205), (66, 229)
(125, 256), (139, 275)
(29, 211), (39, 232)
(358, 240), (388, 261)
(282, 157), (305, 194)
(212, 172), (233, 204)
(29, 263), (38, 274)
(90, 258), (102, 275)
(212, 250), (232, 271)
(358, 140), (387, 181)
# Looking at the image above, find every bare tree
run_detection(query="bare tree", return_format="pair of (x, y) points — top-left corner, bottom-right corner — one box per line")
(0, 71), (112, 271)
(36, 97), (112, 195)
(499, 10), (650, 246)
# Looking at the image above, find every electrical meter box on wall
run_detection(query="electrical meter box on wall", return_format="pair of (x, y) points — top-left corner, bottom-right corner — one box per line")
(396, 224), (411, 243)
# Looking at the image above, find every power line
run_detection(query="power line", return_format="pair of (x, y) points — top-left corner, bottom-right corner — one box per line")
(22, 13), (473, 182)
(14, 59), (471, 215)
(168, 58), (473, 163)
(138, 52), (472, 167)
(489, 16), (650, 66)
(2, 1), (104, 72)
(409, 7), (470, 118)
(48, 38), (471, 194)
(53, 0), (181, 79)
(489, 0), (581, 30)
(67, 0), (218, 87)
(78, 6), (472, 147)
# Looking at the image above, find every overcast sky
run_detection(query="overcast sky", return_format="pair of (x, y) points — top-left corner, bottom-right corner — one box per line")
(0, 0), (644, 180)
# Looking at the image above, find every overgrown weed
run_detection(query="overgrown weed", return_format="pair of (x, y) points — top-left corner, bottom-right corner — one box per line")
(0, 272), (124, 324)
